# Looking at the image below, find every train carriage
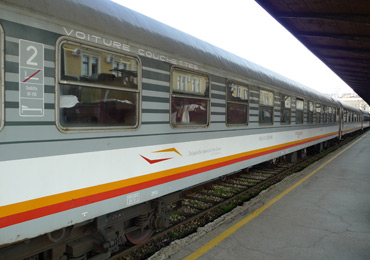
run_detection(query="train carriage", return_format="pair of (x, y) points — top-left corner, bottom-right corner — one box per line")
(362, 110), (370, 128)
(0, 0), (368, 259)
(338, 101), (364, 135)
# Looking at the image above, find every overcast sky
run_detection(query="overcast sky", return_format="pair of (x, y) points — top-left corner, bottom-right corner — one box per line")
(112, 0), (354, 96)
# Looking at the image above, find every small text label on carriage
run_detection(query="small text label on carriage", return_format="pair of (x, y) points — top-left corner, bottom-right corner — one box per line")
(19, 40), (44, 117)
(127, 192), (141, 205)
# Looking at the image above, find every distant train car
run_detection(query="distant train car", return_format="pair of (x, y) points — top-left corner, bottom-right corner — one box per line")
(0, 0), (367, 259)
(338, 101), (365, 137)
(362, 110), (370, 127)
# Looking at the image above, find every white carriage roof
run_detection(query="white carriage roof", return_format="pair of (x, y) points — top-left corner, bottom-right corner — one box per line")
(338, 101), (362, 113)
(8, 0), (335, 104)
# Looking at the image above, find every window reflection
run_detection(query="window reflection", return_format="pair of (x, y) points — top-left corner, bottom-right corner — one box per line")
(171, 97), (208, 125)
(227, 103), (248, 125)
(259, 90), (274, 125)
(281, 95), (291, 124)
(226, 83), (248, 125)
(60, 43), (138, 89)
(296, 98), (304, 124)
(171, 68), (209, 127)
(58, 41), (139, 130)
(59, 85), (137, 127)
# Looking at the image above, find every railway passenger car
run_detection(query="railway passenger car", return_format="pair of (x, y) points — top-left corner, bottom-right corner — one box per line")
(338, 101), (366, 138)
(0, 0), (368, 259)
(362, 110), (370, 127)
(332, 101), (364, 139)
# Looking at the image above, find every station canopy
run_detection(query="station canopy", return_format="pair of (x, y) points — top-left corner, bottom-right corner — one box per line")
(255, 0), (370, 105)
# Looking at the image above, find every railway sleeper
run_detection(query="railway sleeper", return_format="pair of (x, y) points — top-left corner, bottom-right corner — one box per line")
(249, 172), (275, 178)
(186, 195), (218, 204)
(219, 182), (245, 191)
(234, 177), (260, 185)
(224, 179), (255, 187)
(251, 169), (279, 174)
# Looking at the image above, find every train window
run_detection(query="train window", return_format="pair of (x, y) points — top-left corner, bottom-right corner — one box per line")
(296, 98), (304, 124)
(170, 68), (209, 127)
(57, 41), (140, 130)
(307, 101), (314, 124)
(323, 105), (327, 123)
(280, 95), (291, 124)
(226, 82), (248, 125)
(315, 103), (321, 123)
(0, 25), (3, 130)
(328, 107), (332, 122)
(259, 89), (274, 125)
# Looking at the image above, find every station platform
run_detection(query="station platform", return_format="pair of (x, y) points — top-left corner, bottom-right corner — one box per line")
(152, 130), (370, 260)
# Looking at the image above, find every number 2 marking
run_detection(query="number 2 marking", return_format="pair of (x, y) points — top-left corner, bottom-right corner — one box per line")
(26, 45), (38, 66)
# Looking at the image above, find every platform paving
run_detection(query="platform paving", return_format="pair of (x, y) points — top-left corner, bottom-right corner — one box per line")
(151, 131), (370, 260)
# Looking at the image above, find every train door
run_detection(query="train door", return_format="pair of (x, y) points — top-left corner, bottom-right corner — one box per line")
(0, 24), (3, 131)
(338, 107), (342, 140)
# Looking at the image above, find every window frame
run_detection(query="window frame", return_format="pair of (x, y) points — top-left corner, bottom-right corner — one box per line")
(170, 66), (210, 128)
(259, 89), (274, 125)
(226, 81), (249, 126)
(81, 53), (100, 77)
(280, 95), (291, 125)
(0, 25), (3, 131)
(56, 37), (142, 132)
(295, 98), (304, 124)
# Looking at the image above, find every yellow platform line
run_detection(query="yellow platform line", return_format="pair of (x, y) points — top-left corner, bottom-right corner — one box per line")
(184, 131), (369, 260)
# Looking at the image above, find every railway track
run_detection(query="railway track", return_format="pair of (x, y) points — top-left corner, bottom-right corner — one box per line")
(108, 129), (368, 260)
